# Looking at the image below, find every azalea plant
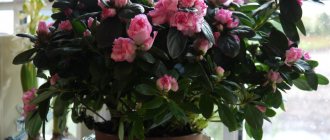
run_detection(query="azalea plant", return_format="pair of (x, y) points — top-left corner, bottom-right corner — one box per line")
(13, 0), (328, 139)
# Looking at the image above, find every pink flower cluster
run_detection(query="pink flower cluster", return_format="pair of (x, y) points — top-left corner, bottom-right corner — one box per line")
(59, 20), (73, 31)
(98, 0), (117, 20)
(156, 75), (179, 92)
(214, 8), (239, 29)
(285, 47), (310, 66)
(111, 14), (157, 62)
(149, 0), (207, 36)
(22, 88), (37, 117)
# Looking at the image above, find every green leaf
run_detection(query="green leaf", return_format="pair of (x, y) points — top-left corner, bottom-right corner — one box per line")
(218, 35), (241, 58)
(21, 63), (38, 92)
(53, 96), (70, 117)
(265, 108), (276, 117)
(201, 19), (215, 44)
(306, 60), (319, 68)
(296, 19), (306, 36)
(168, 100), (187, 122)
(30, 89), (57, 105)
(118, 120), (124, 140)
(167, 28), (188, 59)
(214, 86), (237, 104)
(305, 70), (318, 90)
(280, 14), (300, 42)
(16, 33), (37, 42)
(244, 104), (263, 130)
(140, 52), (156, 64)
(13, 48), (37, 65)
(198, 63), (214, 91)
(293, 75), (313, 91)
(135, 84), (158, 96)
(280, 0), (302, 23)
(233, 12), (255, 27)
(142, 97), (164, 109)
(239, 3), (260, 12)
(199, 94), (214, 119)
(118, 3), (145, 19)
(26, 111), (42, 137)
(38, 98), (50, 120)
(218, 103), (238, 131)
(231, 25), (256, 38)
(52, 1), (71, 9)
(71, 19), (87, 34)
(317, 74), (329, 85)
(245, 122), (263, 140)
(294, 59), (311, 73)
(263, 91), (283, 108)
(268, 28), (289, 56)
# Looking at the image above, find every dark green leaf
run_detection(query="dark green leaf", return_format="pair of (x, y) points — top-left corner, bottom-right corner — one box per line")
(16, 33), (37, 42)
(30, 89), (56, 105)
(218, 103), (238, 131)
(317, 74), (329, 85)
(52, 1), (71, 9)
(118, 3), (145, 19)
(201, 19), (215, 44)
(38, 98), (50, 120)
(13, 48), (37, 65)
(293, 75), (313, 91)
(135, 84), (158, 96)
(280, 14), (300, 42)
(218, 35), (241, 58)
(214, 86), (237, 104)
(142, 97), (164, 109)
(263, 91), (283, 108)
(306, 60), (319, 68)
(168, 100), (187, 122)
(140, 52), (156, 64)
(167, 28), (188, 59)
(96, 17), (124, 48)
(268, 28), (289, 56)
(244, 104), (263, 130)
(294, 59), (311, 73)
(72, 19), (87, 34)
(199, 94), (214, 119)
(231, 25), (256, 38)
(26, 111), (42, 137)
(280, 0), (302, 23)
(265, 108), (276, 117)
(245, 122), (263, 140)
(296, 19), (306, 36)
(305, 70), (318, 90)
(239, 3), (260, 12)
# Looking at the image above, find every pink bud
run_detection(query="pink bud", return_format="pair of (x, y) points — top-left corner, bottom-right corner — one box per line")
(267, 70), (283, 84)
(215, 66), (225, 77)
(304, 52), (311, 60)
(50, 73), (60, 86)
(37, 21), (50, 34)
(64, 8), (73, 16)
(83, 29), (92, 37)
(285, 47), (303, 66)
(256, 105), (266, 113)
(156, 75), (179, 92)
(115, 0), (128, 8)
(195, 38), (211, 55)
(101, 8), (117, 20)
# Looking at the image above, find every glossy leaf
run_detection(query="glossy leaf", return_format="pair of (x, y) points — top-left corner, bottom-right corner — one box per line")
(199, 94), (214, 119)
(218, 103), (238, 131)
(13, 48), (37, 65)
(167, 28), (188, 59)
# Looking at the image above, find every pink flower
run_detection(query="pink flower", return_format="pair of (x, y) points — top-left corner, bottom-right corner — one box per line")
(285, 47), (303, 66)
(111, 38), (137, 63)
(256, 105), (266, 113)
(148, 0), (178, 25)
(195, 38), (211, 54)
(215, 9), (233, 24)
(180, 0), (196, 7)
(127, 14), (153, 45)
(141, 31), (158, 51)
(267, 70), (283, 84)
(194, 0), (208, 16)
(115, 0), (128, 7)
(156, 75), (179, 92)
(83, 29), (91, 37)
(297, 0), (303, 6)
(87, 17), (97, 28)
(215, 66), (225, 77)
(59, 20), (72, 31)
(304, 52), (311, 60)
(170, 12), (203, 36)
(22, 88), (36, 104)
(50, 74), (60, 86)
(37, 21), (49, 34)
(101, 8), (117, 20)
(214, 8), (239, 29)
(233, 0), (244, 5)
(226, 19), (239, 28)
(22, 88), (37, 117)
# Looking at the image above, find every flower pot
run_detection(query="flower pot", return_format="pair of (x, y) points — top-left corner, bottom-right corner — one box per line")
(95, 130), (210, 140)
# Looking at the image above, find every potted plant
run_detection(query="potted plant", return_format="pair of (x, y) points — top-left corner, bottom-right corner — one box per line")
(13, 0), (328, 139)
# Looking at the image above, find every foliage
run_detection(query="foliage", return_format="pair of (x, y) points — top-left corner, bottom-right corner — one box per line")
(14, 0), (328, 140)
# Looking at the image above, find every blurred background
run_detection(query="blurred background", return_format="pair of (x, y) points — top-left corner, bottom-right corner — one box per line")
(1, 0), (330, 140)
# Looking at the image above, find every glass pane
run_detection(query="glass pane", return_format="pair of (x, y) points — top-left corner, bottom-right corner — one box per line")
(0, 10), (14, 34)
(244, 1), (330, 140)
